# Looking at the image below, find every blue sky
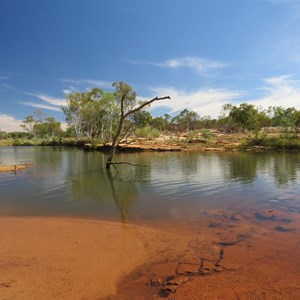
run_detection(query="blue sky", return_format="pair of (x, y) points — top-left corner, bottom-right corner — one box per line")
(2, 0), (300, 131)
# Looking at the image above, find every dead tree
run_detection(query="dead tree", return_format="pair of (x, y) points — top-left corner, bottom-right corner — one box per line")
(106, 82), (170, 169)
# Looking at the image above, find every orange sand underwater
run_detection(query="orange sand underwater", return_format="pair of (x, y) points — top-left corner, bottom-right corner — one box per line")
(1, 209), (300, 299)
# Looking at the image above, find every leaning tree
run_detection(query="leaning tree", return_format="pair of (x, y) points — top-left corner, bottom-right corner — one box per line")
(106, 82), (170, 169)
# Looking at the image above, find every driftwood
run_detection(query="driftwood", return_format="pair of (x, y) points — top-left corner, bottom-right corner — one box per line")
(0, 164), (32, 173)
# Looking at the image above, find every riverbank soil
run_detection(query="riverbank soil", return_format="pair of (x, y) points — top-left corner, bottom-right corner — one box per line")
(1, 208), (300, 299)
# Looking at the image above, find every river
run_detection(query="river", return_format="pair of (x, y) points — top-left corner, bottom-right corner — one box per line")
(1, 146), (299, 221)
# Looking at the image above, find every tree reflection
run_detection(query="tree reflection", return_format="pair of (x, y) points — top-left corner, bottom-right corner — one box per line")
(273, 153), (298, 187)
(226, 153), (258, 183)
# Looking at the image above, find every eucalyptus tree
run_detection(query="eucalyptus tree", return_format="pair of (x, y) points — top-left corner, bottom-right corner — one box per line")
(152, 116), (167, 131)
(62, 88), (116, 140)
(33, 117), (62, 137)
(20, 115), (35, 136)
(171, 109), (199, 132)
(21, 110), (62, 138)
(271, 106), (299, 137)
(229, 103), (259, 132)
(131, 110), (153, 128)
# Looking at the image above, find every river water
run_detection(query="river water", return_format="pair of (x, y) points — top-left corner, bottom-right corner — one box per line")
(1, 146), (300, 222)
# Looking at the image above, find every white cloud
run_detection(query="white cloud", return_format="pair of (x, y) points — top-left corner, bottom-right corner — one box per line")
(19, 92), (67, 112)
(127, 56), (226, 76)
(156, 57), (226, 74)
(25, 92), (66, 107)
(249, 75), (300, 109)
(0, 76), (9, 80)
(62, 85), (76, 95)
(147, 86), (241, 118)
(146, 75), (300, 118)
(61, 79), (112, 89)
(19, 102), (62, 112)
(0, 114), (23, 132)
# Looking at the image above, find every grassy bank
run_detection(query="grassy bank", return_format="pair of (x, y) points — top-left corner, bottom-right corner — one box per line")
(246, 136), (300, 150)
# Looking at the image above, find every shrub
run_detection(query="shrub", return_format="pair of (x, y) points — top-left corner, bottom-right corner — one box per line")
(135, 126), (160, 139)
(201, 129), (214, 139)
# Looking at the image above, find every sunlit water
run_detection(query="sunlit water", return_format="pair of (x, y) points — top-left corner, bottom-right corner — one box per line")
(1, 146), (300, 222)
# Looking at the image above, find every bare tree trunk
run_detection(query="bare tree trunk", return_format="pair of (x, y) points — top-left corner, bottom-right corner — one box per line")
(106, 95), (170, 169)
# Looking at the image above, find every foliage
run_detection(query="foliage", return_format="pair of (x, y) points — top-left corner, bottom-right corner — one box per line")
(135, 126), (160, 139)
(20, 110), (62, 138)
(151, 116), (167, 131)
(271, 106), (299, 137)
(200, 128), (214, 139)
(229, 103), (260, 132)
(131, 110), (153, 128)
(247, 136), (300, 150)
(62, 88), (116, 140)
(171, 109), (199, 132)
(0, 129), (7, 139)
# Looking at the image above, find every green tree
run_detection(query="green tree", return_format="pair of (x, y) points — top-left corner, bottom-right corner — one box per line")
(0, 129), (7, 139)
(271, 106), (299, 137)
(229, 103), (259, 132)
(131, 110), (153, 128)
(62, 88), (116, 140)
(171, 109), (199, 132)
(20, 115), (35, 135)
(152, 116), (167, 131)
(33, 117), (62, 137)
(21, 111), (62, 138)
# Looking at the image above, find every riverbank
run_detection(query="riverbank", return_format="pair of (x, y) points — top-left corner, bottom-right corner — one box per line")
(2, 130), (300, 152)
(1, 209), (300, 299)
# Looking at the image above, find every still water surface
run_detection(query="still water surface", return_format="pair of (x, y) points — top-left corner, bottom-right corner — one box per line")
(1, 147), (300, 222)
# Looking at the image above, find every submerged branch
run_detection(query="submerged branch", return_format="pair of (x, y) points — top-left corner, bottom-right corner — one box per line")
(107, 161), (149, 168)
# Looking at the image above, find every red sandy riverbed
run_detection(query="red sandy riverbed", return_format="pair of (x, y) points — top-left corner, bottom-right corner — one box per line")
(1, 209), (300, 299)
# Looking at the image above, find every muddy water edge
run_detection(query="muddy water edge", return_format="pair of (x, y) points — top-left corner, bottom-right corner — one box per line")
(108, 207), (300, 300)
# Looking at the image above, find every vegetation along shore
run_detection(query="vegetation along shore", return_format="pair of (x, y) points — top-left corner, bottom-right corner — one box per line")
(1, 82), (300, 152)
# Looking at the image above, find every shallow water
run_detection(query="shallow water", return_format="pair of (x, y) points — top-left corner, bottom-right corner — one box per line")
(0, 146), (300, 222)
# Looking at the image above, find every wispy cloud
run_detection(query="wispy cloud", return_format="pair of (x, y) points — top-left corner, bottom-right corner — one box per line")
(0, 76), (9, 80)
(0, 113), (23, 132)
(19, 101), (62, 112)
(19, 92), (66, 112)
(61, 79), (112, 89)
(24, 92), (66, 107)
(147, 86), (241, 118)
(127, 56), (226, 76)
(147, 75), (300, 118)
(249, 75), (300, 109)
(62, 85), (77, 95)
(0, 83), (12, 92)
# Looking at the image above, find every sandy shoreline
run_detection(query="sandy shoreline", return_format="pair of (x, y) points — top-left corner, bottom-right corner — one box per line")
(1, 211), (300, 299)
(0, 216), (157, 299)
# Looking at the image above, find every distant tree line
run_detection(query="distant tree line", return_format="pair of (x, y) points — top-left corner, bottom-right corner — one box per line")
(1, 83), (300, 141)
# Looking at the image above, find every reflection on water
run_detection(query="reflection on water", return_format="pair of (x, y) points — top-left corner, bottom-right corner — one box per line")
(0, 147), (300, 221)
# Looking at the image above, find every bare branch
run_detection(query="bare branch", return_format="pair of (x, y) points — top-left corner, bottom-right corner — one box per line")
(124, 96), (171, 119)
(107, 161), (149, 168)
(116, 122), (135, 146)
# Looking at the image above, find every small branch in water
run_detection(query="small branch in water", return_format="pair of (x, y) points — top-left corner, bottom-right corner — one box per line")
(107, 161), (149, 168)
